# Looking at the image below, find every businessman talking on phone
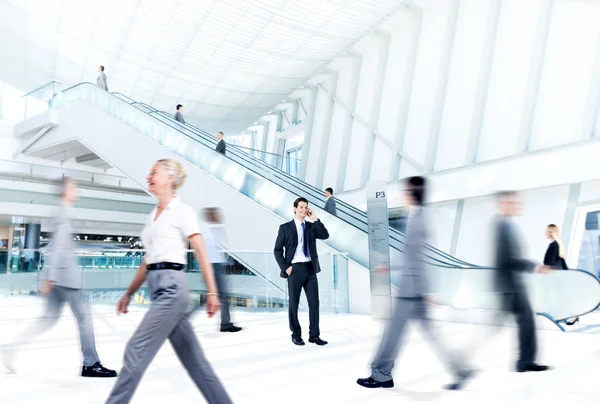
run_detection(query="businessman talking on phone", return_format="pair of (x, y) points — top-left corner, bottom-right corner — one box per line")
(274, 197), (330, 346)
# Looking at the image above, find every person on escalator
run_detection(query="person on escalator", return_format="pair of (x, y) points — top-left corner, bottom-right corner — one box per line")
(174, 104), (186, 124)
(97, 66), (109, 91)
(543, 224), (578, 325)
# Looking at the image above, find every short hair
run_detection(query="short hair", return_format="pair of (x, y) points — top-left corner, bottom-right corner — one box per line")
(60, 176), (74, 197)
(496, 190), (518, 201)
(176, 104), (183, 111)
(217, 131), (224, 137)
(325, 187), (333, 195)
(203, 207), (221, 223)
(99, 66), (104, 71)
(293, 197), (309, 208)
(406, 176), (426, 206)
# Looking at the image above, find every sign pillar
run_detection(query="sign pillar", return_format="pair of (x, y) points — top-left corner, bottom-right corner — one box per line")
(366, 181), (391, 320)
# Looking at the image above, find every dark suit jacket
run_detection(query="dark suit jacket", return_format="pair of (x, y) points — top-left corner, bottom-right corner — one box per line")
(494, 217), (537, 294)
(216, 139), (226, 155)
(543, 241), (568, 269)
(324, 197), (337, 215)
(274, 219), (329, 278)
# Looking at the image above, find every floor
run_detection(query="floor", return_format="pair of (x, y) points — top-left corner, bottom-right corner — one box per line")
(0, 296), (599, 404)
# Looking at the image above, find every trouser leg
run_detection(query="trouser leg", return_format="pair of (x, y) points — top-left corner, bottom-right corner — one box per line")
(64, 287), (100, 366)
(169, 316), (233, 403)
(303, 267), (320, 338)
(513, 293), (537, 366)
(213, 264), (231, 326)
(287, 265), (306, 338)
(370, 298), (416, 382)
(106, 280), (188, 404)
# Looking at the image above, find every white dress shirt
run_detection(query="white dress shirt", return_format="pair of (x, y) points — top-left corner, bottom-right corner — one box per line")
(141, 197), (201, 265)
(201, 223), (227, 264)
(291, 218), (311, 264)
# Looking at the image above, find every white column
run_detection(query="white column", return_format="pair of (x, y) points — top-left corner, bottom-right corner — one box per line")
(464, 0), (502, 165)
(299, 87), (317, 181)
(389, 6), (423, 181)
(516, 0), (554, 153)
(336, 53), (362, 193)
(315, 71), (339, 190)
(581, 30), (600, 139)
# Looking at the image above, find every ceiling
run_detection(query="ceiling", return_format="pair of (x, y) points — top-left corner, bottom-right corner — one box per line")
(0, 0), (402, 134)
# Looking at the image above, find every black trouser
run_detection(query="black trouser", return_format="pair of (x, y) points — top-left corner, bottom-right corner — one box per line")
(287, 262), (319, 338)
(213, 263), (232, 327)
(503, 291), (537, 366)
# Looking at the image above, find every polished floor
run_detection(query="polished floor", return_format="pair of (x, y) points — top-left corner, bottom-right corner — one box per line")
(0, 296), (599, 403)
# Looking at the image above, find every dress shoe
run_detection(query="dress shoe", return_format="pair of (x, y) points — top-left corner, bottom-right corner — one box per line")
(357, 377), (394, 389)
(291, 336), (305, 346)
(444, 369), (476, 391)
(82, 362), (117, 377)
(308, 337), (328, 346)
(516, 363), (550, 373)
(220, 324), (242, 332)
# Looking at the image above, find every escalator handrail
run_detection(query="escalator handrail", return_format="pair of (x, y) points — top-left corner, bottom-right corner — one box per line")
(54, 83), (478, 269)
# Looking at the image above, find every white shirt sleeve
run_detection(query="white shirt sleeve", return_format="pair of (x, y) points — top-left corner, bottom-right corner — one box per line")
(179, 204), (202, 238)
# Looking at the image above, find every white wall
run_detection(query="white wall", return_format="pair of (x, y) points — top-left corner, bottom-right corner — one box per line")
(295, 0), (600, 195)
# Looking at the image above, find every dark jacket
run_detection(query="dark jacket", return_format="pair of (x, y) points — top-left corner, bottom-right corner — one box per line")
(543, 241), (568, 269)
(273, 219), (329, 278)
(216, 139), (226, 155)
(174, 111), (185, 124)
(494, 217), (537, 294)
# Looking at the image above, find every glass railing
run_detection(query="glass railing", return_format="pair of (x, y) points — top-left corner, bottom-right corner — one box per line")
(1, 249), (349, 314)
(21, 80), (61, 120)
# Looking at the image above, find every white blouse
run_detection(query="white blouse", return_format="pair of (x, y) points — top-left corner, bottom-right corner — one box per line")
(141, 197), (201, 265)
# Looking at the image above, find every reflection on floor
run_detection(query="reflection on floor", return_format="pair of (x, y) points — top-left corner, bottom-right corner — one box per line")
(0, 296), (599, 404)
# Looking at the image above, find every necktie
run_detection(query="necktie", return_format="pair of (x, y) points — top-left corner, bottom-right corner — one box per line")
(301, 222), (308, 258)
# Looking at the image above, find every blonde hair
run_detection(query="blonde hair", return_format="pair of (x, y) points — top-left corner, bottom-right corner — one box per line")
(157, 158), (187, 191)
(547, 224), (565, 258)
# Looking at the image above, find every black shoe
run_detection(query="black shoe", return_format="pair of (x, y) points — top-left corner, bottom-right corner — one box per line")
(444, 369), (476, 391)
(220, 324), (242, 332)
(292, 336), (305, 346)
(308, 337), (328, 346)
(82, 362), (117, 378)
(357, 377), (394, 389)
(516, 363), (550, 373)
(566, 317), (580, 326)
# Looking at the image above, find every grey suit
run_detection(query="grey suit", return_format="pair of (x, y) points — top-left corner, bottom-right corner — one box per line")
(8, 204), (100, 367)
(215, 139), (226, 155)
(175, 111), (185, 124)
(324, 196), (337, 215)
(97, 72), (109, 91)
(370, 207), (464, 382)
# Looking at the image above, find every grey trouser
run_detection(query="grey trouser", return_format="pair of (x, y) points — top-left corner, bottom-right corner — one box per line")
(187, 263), (231, 327)
(106, 270), (232, 404)
(371, 297), (464, 382)
(11, 285), (100, 366)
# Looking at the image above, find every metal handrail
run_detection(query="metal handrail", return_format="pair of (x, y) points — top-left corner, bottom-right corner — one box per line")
(21, 80), (61, 98)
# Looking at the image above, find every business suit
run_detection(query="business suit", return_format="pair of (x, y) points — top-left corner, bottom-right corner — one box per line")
(97, 72), (109, 91)
(324, 196), (337, 215)
(494, 217), (539, 368)
(175, 111), (185, 124)
(274, 218), (329, 339)
(8, 204), (100, 367)
(369, 207), (463, 382)
(543, 241), (567, 269)
(215, 139), (226, 156)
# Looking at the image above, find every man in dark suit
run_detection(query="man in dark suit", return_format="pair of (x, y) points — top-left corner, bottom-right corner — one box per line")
(357, 177), (473, 391)
(274, 197), (330, 346)
(215, 131), (226, 155)
(494, 191), (551, 372)
(324, 187), (337, 216)
(174, 104), (185, 124)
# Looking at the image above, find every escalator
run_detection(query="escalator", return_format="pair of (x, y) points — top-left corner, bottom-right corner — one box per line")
(14, 82), (600, 322)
